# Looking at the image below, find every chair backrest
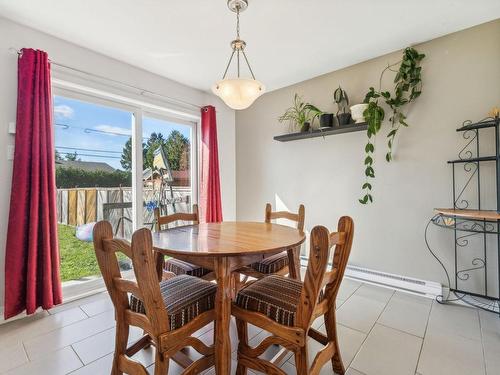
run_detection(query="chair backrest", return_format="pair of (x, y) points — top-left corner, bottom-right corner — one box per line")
(264, 203), (305, 231)
(93, 221), (170, 337)
(296, 216), (354, 329)
(154, 204), (199, 231)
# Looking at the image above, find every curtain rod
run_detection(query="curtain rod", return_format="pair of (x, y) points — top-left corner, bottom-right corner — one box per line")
(8, 47), (205, 111)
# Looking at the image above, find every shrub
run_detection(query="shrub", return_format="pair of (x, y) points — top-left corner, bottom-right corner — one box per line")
(56, 167), (132, 188)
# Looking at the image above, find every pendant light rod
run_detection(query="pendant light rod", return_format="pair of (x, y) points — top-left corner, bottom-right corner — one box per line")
(241, 50), (256, 80)
(219, 0), (256, 80)
(212, 0), (265, 110)
(222, 49), (236, 79)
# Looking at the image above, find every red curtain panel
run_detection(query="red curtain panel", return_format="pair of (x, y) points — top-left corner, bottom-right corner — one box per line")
(200, 106), (223, 223)
(4, 48), (62, 319)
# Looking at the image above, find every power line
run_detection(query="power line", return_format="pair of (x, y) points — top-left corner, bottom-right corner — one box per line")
(58, 151), (121, 160)
(54, 123), (190, 142)
(56, 146), (122, 154)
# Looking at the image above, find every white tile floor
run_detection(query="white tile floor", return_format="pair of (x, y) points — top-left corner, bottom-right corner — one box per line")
(1, 277), (499, 375)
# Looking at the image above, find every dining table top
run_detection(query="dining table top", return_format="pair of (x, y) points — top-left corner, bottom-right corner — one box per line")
(151, 221), (306, 257)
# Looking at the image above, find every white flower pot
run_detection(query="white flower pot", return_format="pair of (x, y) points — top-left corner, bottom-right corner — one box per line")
(350, 104), (369, 124)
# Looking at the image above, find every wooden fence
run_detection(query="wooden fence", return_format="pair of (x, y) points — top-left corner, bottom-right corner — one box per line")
(57, 186), (191, 238)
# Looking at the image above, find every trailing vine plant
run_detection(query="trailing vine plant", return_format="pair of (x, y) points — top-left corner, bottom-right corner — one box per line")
(359, 47), (425, 204)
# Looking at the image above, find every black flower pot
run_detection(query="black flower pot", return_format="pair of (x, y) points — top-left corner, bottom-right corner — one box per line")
(337, 113), (352, 126)
(319, 113), (334, 128)
(300, 122), (310, 132)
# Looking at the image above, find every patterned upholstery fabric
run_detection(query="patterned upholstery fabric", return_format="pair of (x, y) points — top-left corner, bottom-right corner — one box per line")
(250, 251), (289, 274)
(164, 258), (212, 278)
(235, 275), (326, 327)
(235, 275), (302, 326)
(129, 274), (217, 330)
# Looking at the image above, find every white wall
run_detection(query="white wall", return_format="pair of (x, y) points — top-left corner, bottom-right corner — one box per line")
(0, 17), (236, 307)
(236, 20), (500, 289)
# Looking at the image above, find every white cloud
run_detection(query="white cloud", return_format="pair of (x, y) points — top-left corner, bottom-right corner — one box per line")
(93, 124), (131, 136)
(54, 104), (74, 118)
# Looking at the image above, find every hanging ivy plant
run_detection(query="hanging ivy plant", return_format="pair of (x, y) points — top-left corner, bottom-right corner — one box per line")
(359, 47), (425, 204)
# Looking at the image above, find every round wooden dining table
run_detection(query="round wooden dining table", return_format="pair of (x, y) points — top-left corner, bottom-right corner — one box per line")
(152, 221), (306, 375)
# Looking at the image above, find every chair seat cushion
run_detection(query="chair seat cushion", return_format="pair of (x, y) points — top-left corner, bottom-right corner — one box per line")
(250, 251), (289, 274)
(129, 275), (217, 330)
(164, 258), (212, 278)
(235, 275), (302, 326)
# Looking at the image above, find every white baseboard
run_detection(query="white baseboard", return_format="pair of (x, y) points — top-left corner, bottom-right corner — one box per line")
(300, 258), (442, 299)
(344, 265), (442, 299)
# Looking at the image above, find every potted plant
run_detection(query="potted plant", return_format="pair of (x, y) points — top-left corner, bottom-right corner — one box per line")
(350, 103), (369, 123)
(319, 113), (334, 128)
(279, 94), (323, 132)
(359, 47), (425, 204)
(334, 86), (351, 125)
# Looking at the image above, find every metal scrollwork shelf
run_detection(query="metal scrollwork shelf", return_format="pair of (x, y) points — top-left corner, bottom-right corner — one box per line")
(425, 116), (500, 315)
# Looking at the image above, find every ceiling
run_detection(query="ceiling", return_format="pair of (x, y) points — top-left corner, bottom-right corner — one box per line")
(1, 0), (499, 92)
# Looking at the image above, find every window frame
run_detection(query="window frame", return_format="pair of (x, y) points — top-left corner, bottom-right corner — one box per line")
(52, 79), (200, 300)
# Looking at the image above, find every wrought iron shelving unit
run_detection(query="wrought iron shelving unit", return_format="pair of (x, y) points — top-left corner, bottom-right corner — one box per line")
(425, 116), (500, 315)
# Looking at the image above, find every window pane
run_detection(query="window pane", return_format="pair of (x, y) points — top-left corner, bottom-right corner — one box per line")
(54, 95), (134, 282)
(142, 116), (193, 230)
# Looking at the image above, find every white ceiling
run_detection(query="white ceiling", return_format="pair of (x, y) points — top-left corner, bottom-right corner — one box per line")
(0, 0), (499, 92)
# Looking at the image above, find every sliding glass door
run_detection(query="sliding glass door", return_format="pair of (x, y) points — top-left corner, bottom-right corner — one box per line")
(53, 91), (198, 285)
(142, 114), (197, 230)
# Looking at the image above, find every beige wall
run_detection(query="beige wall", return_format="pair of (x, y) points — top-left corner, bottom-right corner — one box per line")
(235, 20), (500, 286)
(0, 17), (236, 310)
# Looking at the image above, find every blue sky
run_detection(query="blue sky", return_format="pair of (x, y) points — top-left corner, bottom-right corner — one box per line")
(53, 95), (191, 170)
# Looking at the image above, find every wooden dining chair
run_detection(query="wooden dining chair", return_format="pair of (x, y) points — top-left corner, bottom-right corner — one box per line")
(93, 221), (217, 375)
(154, 204), (214, 281)
(237, 203), (305, 281)
(232, 216), (354, 375)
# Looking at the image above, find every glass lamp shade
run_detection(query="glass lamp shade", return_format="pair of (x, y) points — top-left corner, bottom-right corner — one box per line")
(212, 78), (265, 110)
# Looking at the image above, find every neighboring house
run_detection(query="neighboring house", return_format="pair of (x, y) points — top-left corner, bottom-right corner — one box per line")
(56, 160), (116, 173)
(143, 167), (190, 188)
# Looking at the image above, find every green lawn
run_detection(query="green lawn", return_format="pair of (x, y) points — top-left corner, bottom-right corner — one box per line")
(58, 224), (101, 282)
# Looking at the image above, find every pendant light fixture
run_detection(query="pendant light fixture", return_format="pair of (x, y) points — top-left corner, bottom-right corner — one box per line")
(212, 0), (265, 110)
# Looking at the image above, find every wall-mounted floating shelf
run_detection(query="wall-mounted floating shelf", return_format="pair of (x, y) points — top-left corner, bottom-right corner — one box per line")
(273, 122), (367, 142)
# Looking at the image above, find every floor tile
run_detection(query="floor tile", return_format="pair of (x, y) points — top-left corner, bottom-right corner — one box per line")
(426, 301), (481, 341)
(79, 298), (114, 317)
(353, 284), (395, 304)
(337, 278), (362, 301)
(0, 342), (28, 373)
(337, 324), (367, 368)
(346, 368), (366, 375)
(479, 309), (500, 334)
(68, 353), (113, 375)
(147, 359), (185, 375)
(0, 307), (87, 346)
(243, 330), (294, 364)
(24, 309), (115, 361)
(377, 292), (432, 337)
(3, 281), (496, 375)
(336, 298), (346, 309)
(336, 295), (386, 333)
(479, 310), (500, 375)
(287, 323), (365, 373)
(48, 292), (109, 315)
(203, 359), (260, 375)
(5, 347), (82, 375)
(279, 361), (296, 374)
(70, 347), (156, 375)
(71, 326), (143, 364)
(351, 324), (422, 375)
(417, 330), (485, 375)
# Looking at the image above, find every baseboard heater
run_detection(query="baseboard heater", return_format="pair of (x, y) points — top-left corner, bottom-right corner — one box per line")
(301, 258), (442, 299)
